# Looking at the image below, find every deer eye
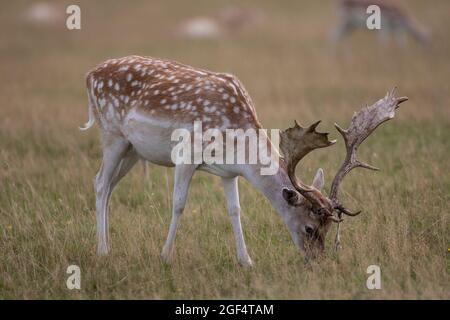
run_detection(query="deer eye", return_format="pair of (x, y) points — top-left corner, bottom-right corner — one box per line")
(305, 226), (315, 235)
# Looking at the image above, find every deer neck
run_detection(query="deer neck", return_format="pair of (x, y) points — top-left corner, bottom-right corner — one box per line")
(241, 159), (295, 223)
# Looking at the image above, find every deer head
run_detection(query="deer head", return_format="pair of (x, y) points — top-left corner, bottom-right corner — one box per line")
(280, 88), (408, 259)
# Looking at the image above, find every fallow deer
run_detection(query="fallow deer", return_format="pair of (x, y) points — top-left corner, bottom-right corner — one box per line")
(81, 55), (407, 265)
(331, 0), (430, 46)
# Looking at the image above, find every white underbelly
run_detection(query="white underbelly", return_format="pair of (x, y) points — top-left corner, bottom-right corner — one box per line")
(121, 109), (177, 166)
(198, 163), (239, 178)
(120, 108), (242, 178)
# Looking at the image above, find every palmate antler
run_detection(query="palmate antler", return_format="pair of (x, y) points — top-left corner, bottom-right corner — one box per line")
(279, 120), (336, 211)
(279, 88), (408, 250)
(330, 88), (408, 249)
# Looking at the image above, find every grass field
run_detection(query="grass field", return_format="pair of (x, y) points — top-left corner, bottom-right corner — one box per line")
(0, 0), (449, 299)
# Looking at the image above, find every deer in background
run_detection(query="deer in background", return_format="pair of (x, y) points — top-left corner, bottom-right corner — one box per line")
(175, 5), (264, 40)
(81, 55), (407, 265)
(331, 0), (431, 46)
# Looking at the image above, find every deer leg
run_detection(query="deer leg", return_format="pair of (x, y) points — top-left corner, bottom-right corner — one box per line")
(395, 28), (408, 48)
(330, 18), (354, 44)
(222, 177), (253, 267)
(110, 147), (139, 190)
(141, 160), (149, 180)
(95, 135), (130, 256)
(161, 164), (196, 263)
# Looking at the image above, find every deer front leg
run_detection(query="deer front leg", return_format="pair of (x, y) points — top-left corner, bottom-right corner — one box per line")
(222, 177), (253, 267)
(161, 164), (196, 264)
(141, 159), (149, 180)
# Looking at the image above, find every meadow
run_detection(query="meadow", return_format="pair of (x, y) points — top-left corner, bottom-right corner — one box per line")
(0, 0), (449, 299)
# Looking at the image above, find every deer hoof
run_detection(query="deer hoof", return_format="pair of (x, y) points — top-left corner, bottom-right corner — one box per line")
(160, 247), (173, 264)
(238, 256), (253, 267)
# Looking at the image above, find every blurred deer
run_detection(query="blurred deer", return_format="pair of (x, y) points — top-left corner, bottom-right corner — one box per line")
(81, 55), (407, 265)
(176, 6), (263, 40)
(331, 0), (431, 46)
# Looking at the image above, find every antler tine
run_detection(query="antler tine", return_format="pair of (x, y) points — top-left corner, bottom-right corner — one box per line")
(329, 88), (408, 209)
(330, 89), (407, 251)
(279, 120), (336, 199)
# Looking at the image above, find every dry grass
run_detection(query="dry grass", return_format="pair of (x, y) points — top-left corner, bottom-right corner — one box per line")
(0, 0), (449, 299)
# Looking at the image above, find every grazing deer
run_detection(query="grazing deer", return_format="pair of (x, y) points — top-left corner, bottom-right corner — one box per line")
(331, 0), (430, 46)
(81, 55), (407, 265)
(175, 6), (263, 40)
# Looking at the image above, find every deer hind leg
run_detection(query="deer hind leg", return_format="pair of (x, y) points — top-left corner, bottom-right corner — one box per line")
(95, 133), (132, 256)
(222, 177), (253, 267)
(111, 147), (139, 190)
(161, 164), (196, 263)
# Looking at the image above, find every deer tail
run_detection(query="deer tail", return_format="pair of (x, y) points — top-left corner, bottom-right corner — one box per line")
(79, 77), (96, 131)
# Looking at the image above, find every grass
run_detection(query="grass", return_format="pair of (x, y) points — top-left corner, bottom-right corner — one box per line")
(0, 0), (449, 299)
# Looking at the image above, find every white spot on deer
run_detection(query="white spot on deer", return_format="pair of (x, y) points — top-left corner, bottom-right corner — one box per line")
(124, 96), (130, 104)
(114, 83), (120, 91)
(153, 90), (160, 95)
(131, 80), (139, 86)
(108, 79), (113, 87)
(220, 116), (231, 130)
(160, 99), (167, 104)
(171, 103), (178, 110)
(119, 65), (129, 72)
(126, 73), (133, 82)
(99, 98), (106, 108)
(203, 100), (210, 106)
(230, 96), (236, 103)
(233, 106), (240, 114)
(222, 93), (229, 100)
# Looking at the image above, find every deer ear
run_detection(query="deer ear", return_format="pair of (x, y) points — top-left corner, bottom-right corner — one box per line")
(282, 188), (300, 206)
(312, 168), (325, 190)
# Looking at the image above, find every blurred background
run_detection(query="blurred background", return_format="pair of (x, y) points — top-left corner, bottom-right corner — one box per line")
(0, 1), (449, 299)
(1, 0), (449, 128)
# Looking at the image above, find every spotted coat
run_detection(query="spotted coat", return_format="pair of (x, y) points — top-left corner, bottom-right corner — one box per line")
(86, 55), (261, 132)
